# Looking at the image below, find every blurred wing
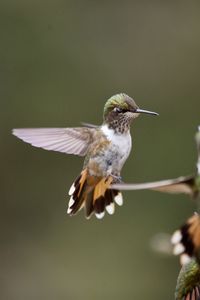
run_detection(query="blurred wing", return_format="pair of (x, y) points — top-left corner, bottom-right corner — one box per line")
(12, 127), (94, 156)
(112, 175), (195, 196)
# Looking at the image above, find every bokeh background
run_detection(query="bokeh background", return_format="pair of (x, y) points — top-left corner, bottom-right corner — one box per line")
(1, 1), (200, 299)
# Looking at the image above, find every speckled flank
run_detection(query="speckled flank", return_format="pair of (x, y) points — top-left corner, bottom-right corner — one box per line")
(83, 124), (132, 178)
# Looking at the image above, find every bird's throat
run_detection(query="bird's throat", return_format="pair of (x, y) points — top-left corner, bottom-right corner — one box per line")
(104, 118), (131, 134)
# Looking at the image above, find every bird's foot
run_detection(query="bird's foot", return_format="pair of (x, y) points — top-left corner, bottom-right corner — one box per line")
(111, 174), (123, 183)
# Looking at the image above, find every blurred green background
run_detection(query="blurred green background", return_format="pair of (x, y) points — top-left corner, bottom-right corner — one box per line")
(1, 1), (200, 299)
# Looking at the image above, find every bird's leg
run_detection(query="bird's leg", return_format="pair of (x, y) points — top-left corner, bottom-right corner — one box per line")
(111, 174), (123, 183)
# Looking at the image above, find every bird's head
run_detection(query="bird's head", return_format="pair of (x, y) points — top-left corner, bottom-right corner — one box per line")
(103, 93), (158, 132)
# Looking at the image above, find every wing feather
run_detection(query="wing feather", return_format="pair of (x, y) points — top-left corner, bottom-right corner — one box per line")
(112, 175), (195, 196)
(12, 127), (94, 156)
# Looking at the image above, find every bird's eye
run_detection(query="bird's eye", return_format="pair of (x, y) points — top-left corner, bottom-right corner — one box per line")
(114, 107), (123, 113)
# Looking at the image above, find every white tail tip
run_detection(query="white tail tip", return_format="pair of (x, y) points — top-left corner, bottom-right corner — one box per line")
(114, 193), (123, 206)
(106, 203), (115, 215)
(95, 212), (105, 219)
(68, 183), (76, 196)
(171, 230), (182, 244)
(173, 243), (185, 255)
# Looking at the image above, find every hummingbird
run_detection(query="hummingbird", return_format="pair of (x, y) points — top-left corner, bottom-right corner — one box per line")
(175, 258), (200, 300)
(113, 126), (200, 263)
(12, 93), (158, 219)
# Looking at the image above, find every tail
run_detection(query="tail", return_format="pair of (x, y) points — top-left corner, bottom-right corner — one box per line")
(171, 213), (200, 265)
(67, 169), (123, 219)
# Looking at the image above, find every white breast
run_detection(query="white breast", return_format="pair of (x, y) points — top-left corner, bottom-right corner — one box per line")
(101, 124), (132, 173)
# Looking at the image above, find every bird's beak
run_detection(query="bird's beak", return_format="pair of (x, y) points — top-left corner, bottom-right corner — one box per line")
(135, 108), (159, 116)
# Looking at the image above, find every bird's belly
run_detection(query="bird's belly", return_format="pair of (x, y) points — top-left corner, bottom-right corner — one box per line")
(88, 131), (132, 177)
(109, 143), (131, 172)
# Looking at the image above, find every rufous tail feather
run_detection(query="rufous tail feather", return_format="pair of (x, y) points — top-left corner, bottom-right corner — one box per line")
(67, 169), (123, 219)
(171, 213), (200, 265)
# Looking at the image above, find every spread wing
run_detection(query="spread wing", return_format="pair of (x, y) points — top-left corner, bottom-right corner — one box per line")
(12, 127), (95, 156)
(112, 175), (195, 196)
